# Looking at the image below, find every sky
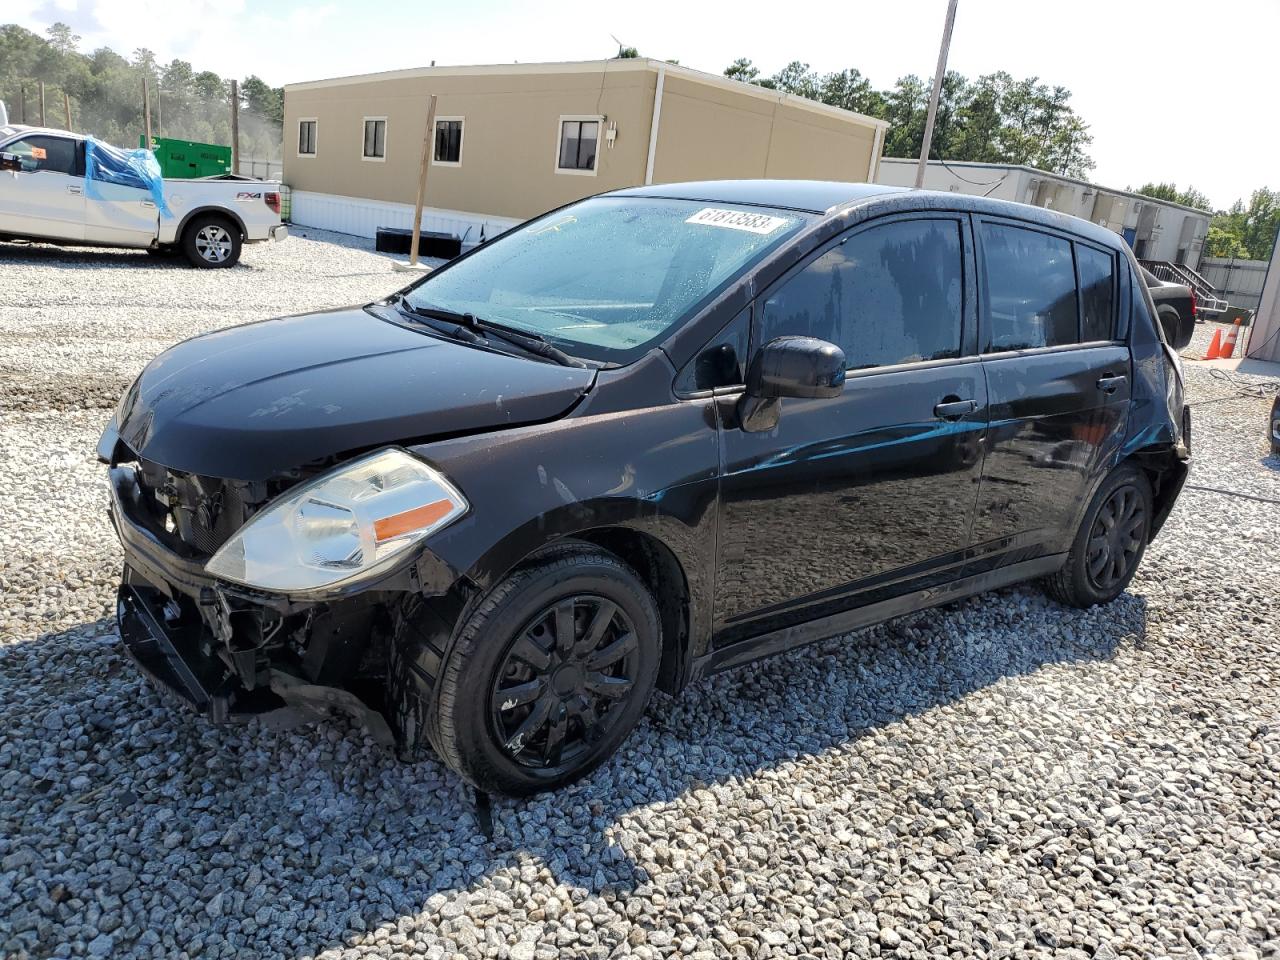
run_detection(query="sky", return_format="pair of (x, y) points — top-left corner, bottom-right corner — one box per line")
(7, 0), (1276, 208)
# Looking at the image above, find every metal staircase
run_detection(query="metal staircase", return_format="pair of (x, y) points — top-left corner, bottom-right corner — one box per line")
(1140, 259), (1229, 316)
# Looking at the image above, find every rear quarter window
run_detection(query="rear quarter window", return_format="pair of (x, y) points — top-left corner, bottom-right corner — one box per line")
(1077, 245), (1117, 341)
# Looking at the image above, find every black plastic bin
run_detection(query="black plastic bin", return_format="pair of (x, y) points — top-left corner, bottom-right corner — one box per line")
(375, 227), (462, 260)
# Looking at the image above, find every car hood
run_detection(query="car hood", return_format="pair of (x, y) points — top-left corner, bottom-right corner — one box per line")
(116, 306), (595, 481)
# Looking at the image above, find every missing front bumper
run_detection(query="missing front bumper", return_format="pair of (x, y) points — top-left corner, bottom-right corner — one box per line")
(118, 576), (286, 721)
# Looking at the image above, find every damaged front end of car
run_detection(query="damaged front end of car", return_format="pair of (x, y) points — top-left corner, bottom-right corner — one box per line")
(99, 419), (470, 750)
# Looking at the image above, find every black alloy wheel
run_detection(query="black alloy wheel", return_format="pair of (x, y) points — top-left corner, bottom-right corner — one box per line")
(1044, 465), (1152, 608)
(490, 595), (640, 770)
(1085, 483), (1147, 592)
(400, 547), (661, 796)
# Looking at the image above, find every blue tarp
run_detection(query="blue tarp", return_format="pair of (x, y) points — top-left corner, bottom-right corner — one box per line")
(84, 138), (171, 218)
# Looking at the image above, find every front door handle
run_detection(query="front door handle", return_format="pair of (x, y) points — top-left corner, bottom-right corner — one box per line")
(934, 398), (977, 420)
(1097, 375), (1127, 395)
(67, 185), (82, 195)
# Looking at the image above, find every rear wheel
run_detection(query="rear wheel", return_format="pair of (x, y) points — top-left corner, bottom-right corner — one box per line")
(1044, 465), (1152, 607)
(417, 549), (661, 796)
(181, 214), (242, 268)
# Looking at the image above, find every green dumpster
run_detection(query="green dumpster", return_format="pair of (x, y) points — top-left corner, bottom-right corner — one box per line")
(141, 136), (232, 179)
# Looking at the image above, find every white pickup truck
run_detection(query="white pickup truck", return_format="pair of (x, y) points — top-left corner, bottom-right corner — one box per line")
(0, 125), (287, 268)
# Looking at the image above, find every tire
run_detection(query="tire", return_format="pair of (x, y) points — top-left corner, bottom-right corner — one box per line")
(410, 549), (661, 796)
(181, 214), (242, 268)
(1044, 465), (1152, 608)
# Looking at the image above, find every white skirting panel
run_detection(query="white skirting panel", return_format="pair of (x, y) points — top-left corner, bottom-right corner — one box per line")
(290, 191), (522, 243)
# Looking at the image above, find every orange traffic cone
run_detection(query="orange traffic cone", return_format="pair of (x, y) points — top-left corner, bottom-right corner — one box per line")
(1220, 319), (1242, 359)
(1204, 328), (1222, 360)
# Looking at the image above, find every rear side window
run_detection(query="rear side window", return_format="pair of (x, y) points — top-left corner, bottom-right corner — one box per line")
(980, 223), (1078, 351)
(758, 218), (964, 370)
(1077, 245), (1116, 341)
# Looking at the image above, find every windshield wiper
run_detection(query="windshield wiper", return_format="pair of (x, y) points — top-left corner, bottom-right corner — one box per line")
(468, 317), (585, 368)
(386, 294), (485, 345)
(393, 295), (585, 368)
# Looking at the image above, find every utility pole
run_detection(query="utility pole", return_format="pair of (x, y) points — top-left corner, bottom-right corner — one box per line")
(230, 79), (240, 175)
(915, 0), (959, 189)
(408, 94), (439, 266)
(19, 85), (25, 123)
(142, 75), (153, 146)
(63, 92), (72, 131)
(38, 82), (46, 126)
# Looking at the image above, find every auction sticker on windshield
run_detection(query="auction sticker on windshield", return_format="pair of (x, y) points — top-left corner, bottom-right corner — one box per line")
(685, 208), (791, 235)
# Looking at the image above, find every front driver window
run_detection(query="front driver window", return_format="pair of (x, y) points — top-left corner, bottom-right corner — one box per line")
(757, 219), (964, 370)
(6, 136), (78, 175)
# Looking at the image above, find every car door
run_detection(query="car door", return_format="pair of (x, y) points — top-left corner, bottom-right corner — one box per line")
(970, 217), (1130, 565)
(82, 152), (159, 247)
(713, 213), (987, 647)
(0, 134), (85, 240)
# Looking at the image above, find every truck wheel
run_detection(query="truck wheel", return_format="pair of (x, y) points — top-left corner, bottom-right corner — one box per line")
(1044, 464), (1152, 608)
(181, 214), (242, 268)
(397, 548), (662, 796)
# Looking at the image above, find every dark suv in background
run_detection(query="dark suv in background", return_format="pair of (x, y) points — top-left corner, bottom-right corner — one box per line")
(100, 181), (1191, 795)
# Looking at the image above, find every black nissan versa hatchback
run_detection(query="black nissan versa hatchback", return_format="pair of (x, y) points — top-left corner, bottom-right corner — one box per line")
(100, 181), (1191, 795)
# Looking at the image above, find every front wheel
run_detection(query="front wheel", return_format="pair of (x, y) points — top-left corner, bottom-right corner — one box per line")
(412, 549), (662, 796)
(181, 214), (242, 268)
(1044, 465), (1152, 608)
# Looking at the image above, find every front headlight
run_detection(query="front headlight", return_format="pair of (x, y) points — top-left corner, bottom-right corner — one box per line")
(205, 448), (467, 593)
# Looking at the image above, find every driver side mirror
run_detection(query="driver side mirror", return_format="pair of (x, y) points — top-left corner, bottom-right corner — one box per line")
(737, 336), (846, 432)
(0, 153), (20, 173)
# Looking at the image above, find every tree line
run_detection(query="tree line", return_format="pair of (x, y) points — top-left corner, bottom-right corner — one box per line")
(1134, 182), (1278, 261)
(0, 22), (283, 160)
(726, 57), (1275, 263)
(722, 58), (1093, 178)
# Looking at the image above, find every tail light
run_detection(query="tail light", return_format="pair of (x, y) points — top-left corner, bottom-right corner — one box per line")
(265, 192), (281, 214)
(1189, 287), (1197, 321)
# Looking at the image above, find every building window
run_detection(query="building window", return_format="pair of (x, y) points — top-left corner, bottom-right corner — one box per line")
(362, 118), (386, 161)
(297, 119), (317, 157)
(556, 117), (600, 175)
(433, 118), (463, 166)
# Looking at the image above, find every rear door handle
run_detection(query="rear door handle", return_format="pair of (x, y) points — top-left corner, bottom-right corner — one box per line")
(67, 185), (82, 195)
(1097, 375), (1126, 395)
(934, 398), (978, 420)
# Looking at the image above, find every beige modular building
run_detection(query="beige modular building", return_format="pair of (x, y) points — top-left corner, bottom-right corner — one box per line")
(876, 158), (1212, 267)
(282, 59), (888, 241)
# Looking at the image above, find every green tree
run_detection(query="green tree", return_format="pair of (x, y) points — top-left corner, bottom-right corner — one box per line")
(1135, 182), (1212, 211)
(0, 24), (280, 159)
(723, 58), (759, 83)
(770, 61), (821, 100)
(45, 22), (79, 54)
(818, 68), (884, 117)
(1204, 224), (1249, 259)
(240, 74), (282, 125)
(613, 45), (639, 59)
(720, 57), (1095, 176)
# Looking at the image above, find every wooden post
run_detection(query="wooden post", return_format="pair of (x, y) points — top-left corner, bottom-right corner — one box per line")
(142, 75), (153, 146)
(230, 79), (240, 175)
(38, 81), (46, 126)
(63, 92), (72, 131)
(408, 94), (438, 266)
(915, 0), (959, 188)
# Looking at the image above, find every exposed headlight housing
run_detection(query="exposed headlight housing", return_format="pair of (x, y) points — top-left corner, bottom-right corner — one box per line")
(206, 448), (467, 593)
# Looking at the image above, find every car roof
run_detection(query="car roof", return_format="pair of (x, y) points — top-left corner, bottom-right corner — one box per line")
(608, 179), (907, 214)
(605, 180), (1133, 254)
(0, 124), (79, 141)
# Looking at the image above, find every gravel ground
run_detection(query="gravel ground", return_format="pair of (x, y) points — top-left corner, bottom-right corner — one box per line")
(2, 235), (1279, 960)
